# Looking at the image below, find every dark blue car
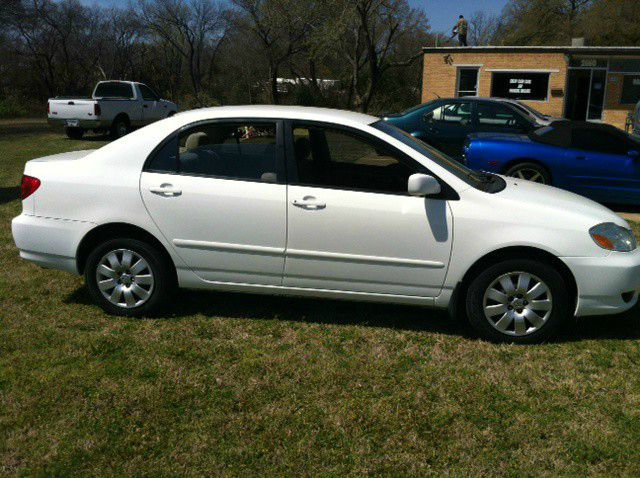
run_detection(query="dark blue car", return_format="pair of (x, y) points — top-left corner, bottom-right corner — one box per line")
(464, 121), (640, 205)
(383, 98), (537, 159)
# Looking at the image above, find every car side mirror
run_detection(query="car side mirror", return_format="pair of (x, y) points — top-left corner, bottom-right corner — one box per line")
(423, 112), (434, 123)
(628, 150), (639, 160)
(408, 173), (441, 197)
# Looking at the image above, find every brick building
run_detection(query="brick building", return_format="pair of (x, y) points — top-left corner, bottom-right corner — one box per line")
(421, 46), (640, 130)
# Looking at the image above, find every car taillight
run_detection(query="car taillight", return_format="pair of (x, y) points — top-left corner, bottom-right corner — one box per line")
(94, 103), (101, 116)
(21, 175), (41, 200)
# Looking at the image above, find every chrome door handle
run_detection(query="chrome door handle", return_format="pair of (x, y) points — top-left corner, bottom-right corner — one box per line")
(292, 196), (326, 210)
(149, 184), (182, 197)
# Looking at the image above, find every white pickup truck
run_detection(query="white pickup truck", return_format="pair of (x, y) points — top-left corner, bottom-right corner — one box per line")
(47, 81), (178, 139)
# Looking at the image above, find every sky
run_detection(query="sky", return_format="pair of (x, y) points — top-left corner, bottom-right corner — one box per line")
(80, 0), (510, 32)
(413, 0), (508, 31)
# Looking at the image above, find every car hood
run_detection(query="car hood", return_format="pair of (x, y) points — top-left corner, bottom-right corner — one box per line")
(496, 176), (629, 228)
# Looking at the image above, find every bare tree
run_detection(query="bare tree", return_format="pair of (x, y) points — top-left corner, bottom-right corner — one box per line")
(498, 0), (593, 45)
(231, 0), (318, 104)
(140, 0), (229, 100)
(337, 0), (429, 112)
(468, 11), (502, 46)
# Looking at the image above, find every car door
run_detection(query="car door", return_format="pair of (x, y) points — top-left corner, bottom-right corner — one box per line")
(283, 122), (453, 298)
(420, 100), (474, 158)
(138, 84), (166, 123)
(476, 102), (533, 135)
(140, 119), (287, 285)
(564, 126), (640, 203)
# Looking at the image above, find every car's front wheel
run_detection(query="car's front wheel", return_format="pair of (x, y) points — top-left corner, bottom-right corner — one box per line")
(465, 259), (570, 343)
(85, 238), (174, 316)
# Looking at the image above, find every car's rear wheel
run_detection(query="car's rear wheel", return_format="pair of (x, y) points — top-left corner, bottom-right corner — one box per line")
(85, 238), (174, 316)
(110, 117), (130, 139)
(505, 162), (551, 184)
(65, 127), (84, 140)
(465, 259), (570, 343)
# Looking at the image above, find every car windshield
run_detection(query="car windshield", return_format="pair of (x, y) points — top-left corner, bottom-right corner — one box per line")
(372, 120), (504, 192)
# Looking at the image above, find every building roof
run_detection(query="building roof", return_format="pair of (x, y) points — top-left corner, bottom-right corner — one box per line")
(422, 46), (640, 56)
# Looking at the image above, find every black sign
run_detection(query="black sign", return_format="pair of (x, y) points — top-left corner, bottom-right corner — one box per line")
(491, 72), (551, 101)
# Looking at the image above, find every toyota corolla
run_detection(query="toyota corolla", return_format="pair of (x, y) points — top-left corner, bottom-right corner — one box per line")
(12, 106), (640, 343)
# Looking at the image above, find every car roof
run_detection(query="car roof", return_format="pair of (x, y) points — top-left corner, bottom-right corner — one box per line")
(530, 120), (629, 148)
(171, 105), (379, 127)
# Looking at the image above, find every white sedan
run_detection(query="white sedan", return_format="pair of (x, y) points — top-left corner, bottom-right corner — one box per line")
(12, 106), (640, 343)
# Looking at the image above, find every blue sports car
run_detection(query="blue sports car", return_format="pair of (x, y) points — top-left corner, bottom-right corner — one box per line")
(464, 121), (640, 205)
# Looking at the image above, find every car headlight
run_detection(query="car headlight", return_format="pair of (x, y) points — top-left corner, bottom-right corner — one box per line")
(589, 222), (637, 252)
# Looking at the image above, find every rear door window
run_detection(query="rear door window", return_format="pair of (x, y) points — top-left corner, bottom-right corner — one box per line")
(428, 102), (472, 125)
(146, 121), (281, 182)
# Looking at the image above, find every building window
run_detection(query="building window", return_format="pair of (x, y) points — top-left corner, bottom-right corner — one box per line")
(490, 72), (551, 101)
(456, 68), (479, 97)
(621, 75), (640, 104)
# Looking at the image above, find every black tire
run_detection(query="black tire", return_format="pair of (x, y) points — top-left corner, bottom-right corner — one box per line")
(110, 116), (130, 139)
(504, 162), (551, 185)
(65, 127), (84, 140)
(84, 238), (175, 317)
(465, 259), (570, 344)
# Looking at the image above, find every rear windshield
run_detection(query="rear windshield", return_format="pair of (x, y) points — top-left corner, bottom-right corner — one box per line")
(529, 122), (570, 147)
(94, 82), (134, 99)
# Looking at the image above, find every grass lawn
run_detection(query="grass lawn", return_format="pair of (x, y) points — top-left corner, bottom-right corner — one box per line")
(2, 122), (640, 477)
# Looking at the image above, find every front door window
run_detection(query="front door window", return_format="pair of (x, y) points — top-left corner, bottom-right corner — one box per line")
(291, 125), (417, 194)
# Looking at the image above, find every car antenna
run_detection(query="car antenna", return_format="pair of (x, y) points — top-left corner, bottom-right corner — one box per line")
(434, 93), (441, 99)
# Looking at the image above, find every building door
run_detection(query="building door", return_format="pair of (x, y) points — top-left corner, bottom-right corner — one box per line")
(566, 69), (607, 121)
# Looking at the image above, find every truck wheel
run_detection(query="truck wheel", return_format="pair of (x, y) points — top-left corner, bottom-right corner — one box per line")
(65, 127), (84, 140)
(110, 117), (130, 139)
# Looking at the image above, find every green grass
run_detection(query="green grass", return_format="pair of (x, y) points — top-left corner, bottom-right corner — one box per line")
(2, 122), (640, 476)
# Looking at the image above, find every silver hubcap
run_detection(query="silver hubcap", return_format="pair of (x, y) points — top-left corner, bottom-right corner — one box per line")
(117, 123), (127, 137)
(512, 168), (546, 184)
(483, 271), (553, 337)
(96, 249), (154, 308)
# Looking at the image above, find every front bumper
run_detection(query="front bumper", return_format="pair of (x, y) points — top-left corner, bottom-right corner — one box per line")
(47, 117), (105, 129)
(12, 214), (95, 274)
(562, 249), (640, 316)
